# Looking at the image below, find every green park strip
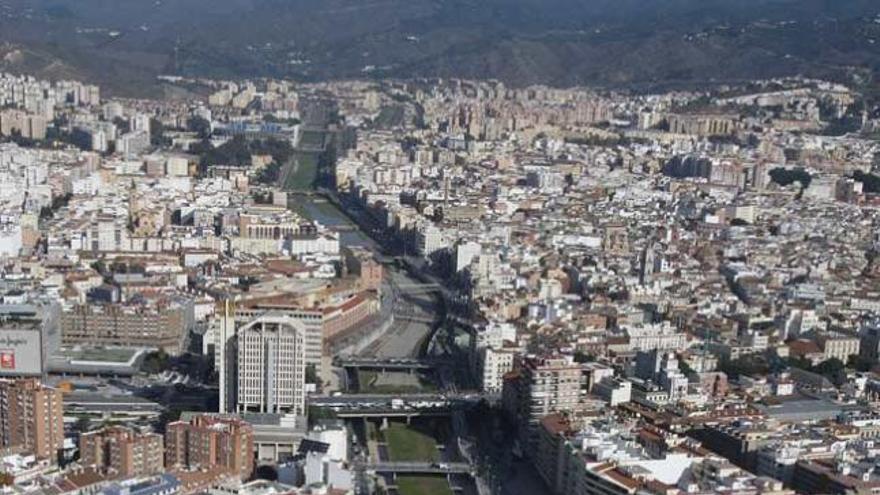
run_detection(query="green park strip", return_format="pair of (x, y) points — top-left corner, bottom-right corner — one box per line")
(382, 422), (439, 462)
(396, 475), (453, 495)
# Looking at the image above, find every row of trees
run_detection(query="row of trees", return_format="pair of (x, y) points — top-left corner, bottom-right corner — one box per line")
(852, 170), (880, 193)
(195, 134), (294, 178)
(769, 167), (812, 189)
(769, 167), (880, 195)
(719, 352), (875, 387)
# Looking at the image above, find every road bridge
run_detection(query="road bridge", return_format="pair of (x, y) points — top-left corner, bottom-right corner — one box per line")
(311, 392), (488, 404)
(394, 282), (442, 293)
(333, 407), (452, 419)
(392, 314), (436, 325)
(364, 462), (471, 475)
(335, 357), (446, 371)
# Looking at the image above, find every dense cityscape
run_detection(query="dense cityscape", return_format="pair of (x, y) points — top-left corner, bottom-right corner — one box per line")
(1, 68), (880, 495)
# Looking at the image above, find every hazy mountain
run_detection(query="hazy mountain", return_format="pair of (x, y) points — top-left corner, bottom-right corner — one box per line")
(1, 0), (879, 95)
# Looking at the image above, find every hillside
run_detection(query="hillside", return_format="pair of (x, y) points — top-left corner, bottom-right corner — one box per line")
(1, 0), (879, 95)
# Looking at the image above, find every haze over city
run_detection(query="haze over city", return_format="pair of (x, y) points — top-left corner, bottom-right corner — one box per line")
(2, 2), (880, 495)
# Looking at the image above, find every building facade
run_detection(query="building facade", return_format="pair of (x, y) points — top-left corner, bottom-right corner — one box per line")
(165, 415), (254, 481)
(61, 302), (190, 354)
(80, 426), (164, 478)
(506, 356), (594, 449)
(0, 379), (64, 460)
(215, 312), (306, 416)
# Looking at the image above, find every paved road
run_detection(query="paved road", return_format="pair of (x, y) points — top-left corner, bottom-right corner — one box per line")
(291, 193), (438, 359)
(359, 269), (439, 358)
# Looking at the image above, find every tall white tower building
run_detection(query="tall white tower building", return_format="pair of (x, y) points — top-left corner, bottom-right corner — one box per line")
(215, 308), (306, 416)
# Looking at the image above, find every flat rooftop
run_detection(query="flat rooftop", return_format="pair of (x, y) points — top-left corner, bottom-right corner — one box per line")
(48, 347), (146, 376)
(55, 347), (141, 364)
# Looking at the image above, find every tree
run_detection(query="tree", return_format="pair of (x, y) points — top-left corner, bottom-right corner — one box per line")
(769, 167), (812, 189)
(187, 116), (212, 139)
(316, 144), (337, 187)
(786, 355), (814, 371)
(852, 170), (880, 193)
(91, 260), (107, 274)
(848, 354), (877, 373)
(141, 349), (170, 374)
(155, 406), (183, 433)
(149, 118), (170, 147)
(679, 359), (695, 377)
(1, 129), (38, 148)
(40, 193), (72, 220)
(790, 356), (848, 387)
(189, 138), (213, 156)
(814, 358), (847, 386)
(305, 364), (318, 384)
(252, 190), (274, 204)
(719, 355), (770, 379)
(573, 352), (595, 363)
(74, 416), (91, 433)
(255, 162), (281, 184)
(198, 136), (293, 172)
(199, 135), (251, 168)
(308, 406), (337, 427)
(113, 116), (131, 134)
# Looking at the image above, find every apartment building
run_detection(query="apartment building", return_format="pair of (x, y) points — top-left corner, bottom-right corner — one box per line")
(165, 415), (254, 481)
(0, 379), (64, 461)
(80, 426), (164, 477)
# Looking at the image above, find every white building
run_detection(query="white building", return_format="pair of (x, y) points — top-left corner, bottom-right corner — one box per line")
(415, 224), (446, 257)
(286, 233), (340, 256)
(0, 219), (22, 258)
(818, 334), (860, 362)
(593, 377), (632, 406)
(480, 346), (517, 393)
(475, 322), (517, 350)
(624, 323), (688, 352)
(71, 173), (102, 196)
(454, 241), (481, 272)
(166, 156), (190, 177)
(118, 130), (150, 157)
(303, 452), (353, 492)
(215, 310), (307, 416)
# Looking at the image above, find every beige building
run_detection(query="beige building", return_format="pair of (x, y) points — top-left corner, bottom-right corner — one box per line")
(667, 113), (738, 136)
(0, 379), (64, 461)
(0, 109), (47, 140)
(817, 334), (860, 362)
(80, 426), (164, 477)
(166, 415), (254, 481)
(61, 302), (190, 354)
(505, 356), (596, 449)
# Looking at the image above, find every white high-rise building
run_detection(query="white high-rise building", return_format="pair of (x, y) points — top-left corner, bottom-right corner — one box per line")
(215, 306), (237, 415)
(479, 346), (517, 393)
(118, 131), (150, 156)
(415, 224), (446, 257)
(215, 309), (307, 416)
(129, 113), (151, 136)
